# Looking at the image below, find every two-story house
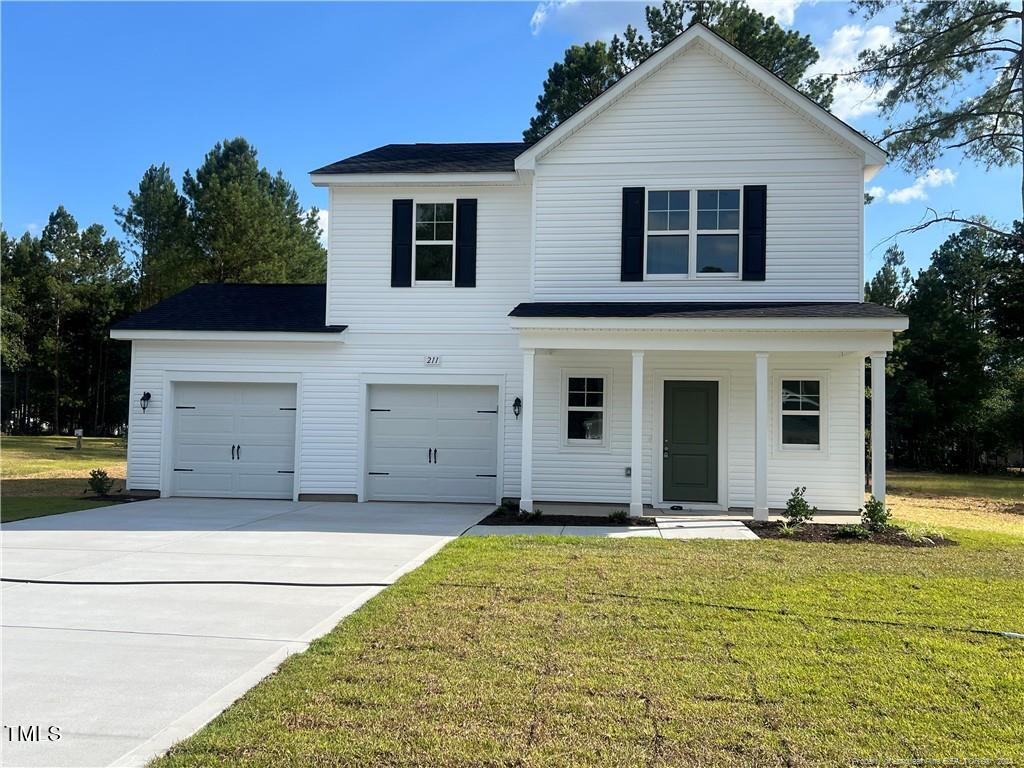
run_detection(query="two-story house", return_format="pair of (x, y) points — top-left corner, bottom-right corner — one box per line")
(111, 24), (908, 519)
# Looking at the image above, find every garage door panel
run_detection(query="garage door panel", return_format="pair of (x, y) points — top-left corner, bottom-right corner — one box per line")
(435, 418), (496, 440)
(236, 471), (294, 496)
(436, 386), (495, 409)
(367, 384), (498, 503)
(370, 414), (433, 441)
(177, 414), (234, 434)
(173, 470), (234, 496)
(175, 443), (234, 464)
(236, 418), (296, 443)
(173, 382), (296, 500)
(238, 384), (296, 407)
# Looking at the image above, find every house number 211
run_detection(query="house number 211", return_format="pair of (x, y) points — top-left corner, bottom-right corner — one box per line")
(423, 356), (442, 366)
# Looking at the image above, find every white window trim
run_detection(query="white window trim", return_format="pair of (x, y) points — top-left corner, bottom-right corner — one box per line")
(412, 200), (456, 286)
(560, 368), (611, 449)
(643, 188), (743, 280)
(774, 371), (829, 454)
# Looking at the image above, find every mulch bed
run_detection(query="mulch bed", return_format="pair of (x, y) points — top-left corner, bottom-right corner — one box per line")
(746, 521), (957, 547)
(479, 509), (657, 527)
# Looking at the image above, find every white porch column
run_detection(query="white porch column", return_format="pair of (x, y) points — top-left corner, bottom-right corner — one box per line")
(630, 351), (644, 517)
(520, 349), (536, 513)
(754, 352), (769, 521)
(870, 352), (887, 504)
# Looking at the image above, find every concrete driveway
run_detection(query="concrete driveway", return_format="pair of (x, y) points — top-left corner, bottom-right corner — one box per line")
(1, 498), (489, 768)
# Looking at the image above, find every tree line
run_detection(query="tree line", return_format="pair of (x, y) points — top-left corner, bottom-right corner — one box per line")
(866, 226), (1024, 471)
(1, 138), (325, 435)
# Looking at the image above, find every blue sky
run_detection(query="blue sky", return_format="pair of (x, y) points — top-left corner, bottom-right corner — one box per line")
(2, 1), (1018, 278)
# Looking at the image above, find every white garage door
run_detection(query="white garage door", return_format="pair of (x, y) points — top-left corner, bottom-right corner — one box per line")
(367, 385), (499, 503)
(172, 382), (296, 499)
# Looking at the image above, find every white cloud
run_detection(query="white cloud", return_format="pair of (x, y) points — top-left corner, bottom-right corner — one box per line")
(872, 168), (958, 204)
(24, 222), (41, 235)
(806, 23), (893, 120)
(746, 0), (804, 26)
(530, 0), (579, 36)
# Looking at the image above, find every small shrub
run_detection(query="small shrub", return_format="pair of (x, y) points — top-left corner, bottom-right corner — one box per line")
(87, 468), (114, 497)
(900, 523), (944, 545)
(782, 486), (818, 525)
(861, 495), (891, 531)
(518, 507), (543, 522)
(778, 520), (801, 536)
(608, 509), (628, 524)
(836, 524), (871, 540)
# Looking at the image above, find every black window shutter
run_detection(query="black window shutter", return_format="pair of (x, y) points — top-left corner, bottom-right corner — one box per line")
(621, 187), (645, 282)
(391, 199), (413, 287)
(742, 186), (767, 282)
(454, 198), (477, 287)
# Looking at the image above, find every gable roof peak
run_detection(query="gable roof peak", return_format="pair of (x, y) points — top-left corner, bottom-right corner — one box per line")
(515, 22), (886, 172)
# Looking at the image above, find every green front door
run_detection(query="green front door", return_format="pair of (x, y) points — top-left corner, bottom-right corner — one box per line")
(663, 381), (718, 503)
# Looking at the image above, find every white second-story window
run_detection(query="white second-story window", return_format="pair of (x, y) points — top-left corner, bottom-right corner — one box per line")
(645, 189), (740, 278)
(414, 202), (455, 283)
(646, 190), (690, 275)
(696, 189), (740, 274)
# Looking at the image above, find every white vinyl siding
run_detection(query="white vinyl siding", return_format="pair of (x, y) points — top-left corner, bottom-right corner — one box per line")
(528, 350), (864, 512)
(532, 45), (864, 302)
(125, 334), (523, 500)
(327, 184), (530, 333)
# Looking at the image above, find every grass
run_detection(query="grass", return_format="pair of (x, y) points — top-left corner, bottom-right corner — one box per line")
(154, 510), (1023, 766)
(888, 469), (1024, 501)
(1, 496), (115, 523)
(1, 435), (126, 497)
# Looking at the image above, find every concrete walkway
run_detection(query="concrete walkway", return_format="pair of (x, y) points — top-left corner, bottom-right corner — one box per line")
(1, 499), (488, 768)
(464, 518), (759, 540)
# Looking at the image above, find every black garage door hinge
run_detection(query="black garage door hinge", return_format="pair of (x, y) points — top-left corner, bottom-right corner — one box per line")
(173, 468), (194, 472)
(277, 470), (294, 474)
(476, 474), (497, 478)
(279, 407), (296, 411)
(369, 408), (391, 413)
(368, 472), (389, 476)
(175, 406), (196, 410)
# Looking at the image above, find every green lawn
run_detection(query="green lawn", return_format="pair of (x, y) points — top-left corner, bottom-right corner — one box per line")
(889, 469), (1024, 501)
(1, 496), (115, 523)
(155, 521), (1024, 766)
(1, 435), (126, 497)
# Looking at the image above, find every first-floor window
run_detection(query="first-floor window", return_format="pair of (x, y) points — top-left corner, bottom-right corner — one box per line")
(414, 202), (454, 282)
(567, 376), (605, 442)
(781, 379), (820, 447)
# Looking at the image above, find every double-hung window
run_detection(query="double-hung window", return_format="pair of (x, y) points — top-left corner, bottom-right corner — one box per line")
(781, 379), (821, 448)
(646, 191), (690, 275)
(696, 189), (740, 274)
(645, 188), (740, 277)
(566, 375), (605, 444)
(414, 202), (455, 283)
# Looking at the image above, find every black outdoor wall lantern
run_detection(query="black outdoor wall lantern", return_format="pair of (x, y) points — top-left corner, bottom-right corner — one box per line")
(513, 397), (522, 420)
(140, 391), (152, 412)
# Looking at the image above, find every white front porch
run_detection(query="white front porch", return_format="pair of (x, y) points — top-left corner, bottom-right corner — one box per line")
(513, 326), (895, 519)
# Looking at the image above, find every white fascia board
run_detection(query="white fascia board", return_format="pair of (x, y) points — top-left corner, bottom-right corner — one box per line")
(515, 24), (887, 171)
(310, 172), (522, 187)
(109, 329), (345, 343)
(509, 316), (909, 333)
(515, 328), (899, 353)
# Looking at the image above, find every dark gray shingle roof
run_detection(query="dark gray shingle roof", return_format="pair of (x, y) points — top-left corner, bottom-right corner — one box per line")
(509, 302), (906, 319)
(111, 284), (345, 333)
(310, 142), (529, 175)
